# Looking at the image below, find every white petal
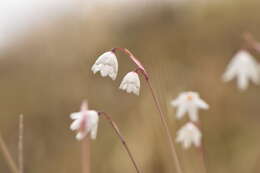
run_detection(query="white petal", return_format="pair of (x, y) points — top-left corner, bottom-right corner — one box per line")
(90, 124), (98, 140)
(133, 86), (140, 96)
(70, 112), (81, 120)
(87, 111), (99, 140)
(195, 99), (209, 109)
(237, 73), (249, 90)
(76, 131), (88, 141)
(193, 134), (202, 147)
(100, 68), (109, 77)
(91, 64), (99, 74)
(70, 119), (81, 131)
(76, 132), (86, 141)
(176, 105), (187, 119)
(249, 64), (260, 85)
(188, 107), (199, 122)
(222, 64), (238, 82)
(126, 85), (132, 93)
(171, 99), (180, 107)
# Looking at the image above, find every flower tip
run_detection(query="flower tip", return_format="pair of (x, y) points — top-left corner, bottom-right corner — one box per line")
(76, 133), (85, 141)
(81, 101), (88, 111)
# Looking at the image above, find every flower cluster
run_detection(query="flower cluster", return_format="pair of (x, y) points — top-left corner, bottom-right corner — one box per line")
(223, 50), (260, 90)
(91, 50), (142, 96)
(171, 91), (209, 149)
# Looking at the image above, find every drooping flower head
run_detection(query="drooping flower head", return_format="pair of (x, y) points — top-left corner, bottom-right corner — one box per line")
(176, 122), (202, 149)
(70, 101), (99, 140)
(222, 50), (260, 90)
(91, 51), (118, 80)
(171, 92), (209, 122)
(119, 71), (141, 96)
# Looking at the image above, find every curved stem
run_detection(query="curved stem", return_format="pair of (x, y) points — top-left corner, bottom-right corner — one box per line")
(0, 133), (19, 173)
(112, 47), (182, 173)
(98, 112), (141, 173)
(111, 48), (149, 79)
(145, 79), (183, 173)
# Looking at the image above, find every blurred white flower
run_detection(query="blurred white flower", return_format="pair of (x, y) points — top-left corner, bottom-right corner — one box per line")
(171, 92), (209, 122)
(176, 122), (202, 149)
(70, 101), (99, 140)
(222, 50), (260, 90)
(91, 51), (118, 80)
(119, 71), (140, 95)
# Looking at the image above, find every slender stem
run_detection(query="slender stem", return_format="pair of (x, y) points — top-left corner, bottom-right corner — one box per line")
(111, 47), (182, 173)
(82, 137), (90, 173)
(18, 114), (24, 173)
(145, 79), (183, 173)
(195, 121), (208, 173)
(99, 112), (141, 173)
(198, 146), (208, 173)
(0, 133), (19, 173)
(243, 32), (260, 52)
(112, 48), (148, 79)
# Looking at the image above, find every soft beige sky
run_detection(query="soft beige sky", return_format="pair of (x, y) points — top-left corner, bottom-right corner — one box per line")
(0, 0), (208, 50)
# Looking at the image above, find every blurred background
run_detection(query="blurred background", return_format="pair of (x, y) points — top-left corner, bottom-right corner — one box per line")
(1, 0), (260, 173)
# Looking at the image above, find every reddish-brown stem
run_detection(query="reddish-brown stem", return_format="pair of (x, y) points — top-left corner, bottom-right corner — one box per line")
(98, 112), (141, 173)
(0, 133), (19, 173)
(112, 47), (182, 173)
(111, 48), (149, 80)
(18, 114), (24, 173)
(82, 137), (90, 173)
(243, 32), (260, 53)
(145, 79), (183, 173)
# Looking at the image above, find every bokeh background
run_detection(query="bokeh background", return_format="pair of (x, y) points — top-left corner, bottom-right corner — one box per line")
(1, 0), (260, 173)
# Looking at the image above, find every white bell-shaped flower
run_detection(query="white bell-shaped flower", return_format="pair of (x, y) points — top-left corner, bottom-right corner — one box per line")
(119, 71), (140, 96)
(91, 51), (118, 80)
(171, 92), (209, 122)
(222, 50), (260, 90)
(70, 102), (99, 140)
(176, 122), (202, 149)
